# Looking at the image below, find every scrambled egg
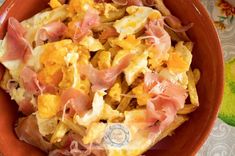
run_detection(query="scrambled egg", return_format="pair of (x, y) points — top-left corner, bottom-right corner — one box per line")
(10, 87), (26, 103)
(114, 6), (161, 38)
(38, 94), (61, 119)
(40, 40), (74, 66)
(159, 68), (189, 89)
(49, 0), (62, 9)
(101, 104), (124, 122)
(21, 5), (69, 45)
(112, 50), (130, 66)
(110, 35), (141, 50)
(64, 52), (80, 88)
(36, 113), (58, 136)
(108, 77), (122, 102)
(148, 45), (172, 70)
(132, 83), (150, 106)
(167, 42), (192, 73)
(68, 0), (94, 13)
(27, 46), (44, 72)
(0, 39), (22, 79)
(98, 51), (111, 70)
(98, 3), (126, 23)
(124, 50), (149, 85)
(74, 91), (106, 127)
(50, 122), (69, 143)
(82, 122), (107, 144)
(106, 109), (154, 156)
(79, 36), (104, 52)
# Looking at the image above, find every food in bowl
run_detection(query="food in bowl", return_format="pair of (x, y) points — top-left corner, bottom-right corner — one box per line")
(0, 0), (200, 155)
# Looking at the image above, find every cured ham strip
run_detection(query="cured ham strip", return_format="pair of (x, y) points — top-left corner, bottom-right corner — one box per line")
(1, 17), (32, 62)
(61, 88), (91, 117)
(36, 21), (67, 46)
(164, 15), (194, 33)
(18, 98), (36, 115)
(49, 133), (105, 156)
(79, 53), (133, 91)
(99, 26), (119, 40)
(15, 115), (52, 152)
(127, 0), (143, 6)
(147, 95), (178, 131)
(142, 0), (155, 6)
(20, 66), (42, 95)
(73, 8), (100, 42)
(96, 0), (143, 6)
(145, 19), (171, 55)
(144, 72), (187, 132)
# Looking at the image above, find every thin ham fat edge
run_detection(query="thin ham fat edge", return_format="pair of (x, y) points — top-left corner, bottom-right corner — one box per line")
(99, 26), (119, 40)
(36, 21), (67, 46)
(15, 115), (52, 152)
(144, 72), (188, 132)
(96, 0), (143, 6)
(61, 88), (92, 118)
(0, 17), (32, 62)
(144, 19), (171, 56)
(73, 7), (100, 42)
(20, 66), (43, 95)
(79, 53), (134, 91)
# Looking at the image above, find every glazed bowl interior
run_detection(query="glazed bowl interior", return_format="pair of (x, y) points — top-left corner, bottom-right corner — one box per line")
(0, 0), (224, 156)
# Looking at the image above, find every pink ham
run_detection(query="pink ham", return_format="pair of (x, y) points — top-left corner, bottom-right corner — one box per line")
(36, 21), (67, 46)
(79, 53), (133, 91)
(49, 132), (106, 156)
(144, 72), (187, 132)
(164, 15), (194, 33)
(127, 0), (143, 6)
(20, 66), (43, 95)
(112, 0), (128, 5)
(61, 88), (91, 117)
(73, 8), (100, 42)
(18, 98), (36, 115)
(99, 26), (119, 40)
(147, 95), (178, 132)
(145, 19), (171, 55)
(142, 0), (155, 6)
(1, 17), (32, 62)
(94, 0), (112, 2)
(15, 115), (52, 152)
(97, 0), (143, 6)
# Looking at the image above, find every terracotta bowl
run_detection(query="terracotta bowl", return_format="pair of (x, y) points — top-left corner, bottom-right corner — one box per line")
(0, 0), (224, 156)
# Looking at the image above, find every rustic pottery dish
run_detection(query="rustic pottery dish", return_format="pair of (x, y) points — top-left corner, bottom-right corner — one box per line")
(0, 0), (224, 156)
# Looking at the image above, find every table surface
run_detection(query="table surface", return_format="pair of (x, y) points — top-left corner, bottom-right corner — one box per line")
(0, 0), (234, 155)
(197, 0), (235, 155)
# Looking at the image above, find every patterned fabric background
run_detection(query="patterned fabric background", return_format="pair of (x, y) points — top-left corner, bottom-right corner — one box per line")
(0, 0), (234, 155)
(198, 0), (235, 155)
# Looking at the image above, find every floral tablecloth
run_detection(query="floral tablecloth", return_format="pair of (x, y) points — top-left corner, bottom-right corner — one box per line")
(0, 0), (234, 155)
(197, 0), (235, 155)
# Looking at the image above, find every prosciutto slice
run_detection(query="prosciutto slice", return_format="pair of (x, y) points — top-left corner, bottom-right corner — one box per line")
(96, 0), (143, 6)
(15, 115), (52, 152)
(1, 17), (32, 62)
(99, 26), (119, 40)
(79, 53), (133, 91)
(18, 98), (36, 115)
(20, 66), (42, 95)
(61, 88), (91, 117)
(36, 21), (67, 46)
(144, 72), (187, 132)
(145, 19), (171, 55)
(73, 8), (100, 42)
(147, 95), (178, 131)
(49, 132), (106, 156)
